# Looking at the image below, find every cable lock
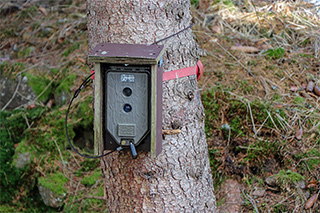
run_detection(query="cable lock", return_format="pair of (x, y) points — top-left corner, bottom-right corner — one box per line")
(65, 73), (121, 159)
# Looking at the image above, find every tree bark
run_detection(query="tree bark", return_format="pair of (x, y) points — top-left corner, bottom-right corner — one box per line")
(86, 0), (216, 212)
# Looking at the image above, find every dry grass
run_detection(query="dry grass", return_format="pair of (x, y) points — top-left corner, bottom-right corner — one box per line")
(193, 0), (319, 212)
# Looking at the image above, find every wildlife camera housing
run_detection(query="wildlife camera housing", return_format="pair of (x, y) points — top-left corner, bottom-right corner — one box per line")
(88, 43), (165, 158)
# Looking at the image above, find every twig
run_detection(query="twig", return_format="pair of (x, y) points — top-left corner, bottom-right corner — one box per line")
(239, 146), (263, 151)
(267, 111), (281, 133)
(22, 112), (30, 129)
(70, 180), (81, 210)
(69, 196), (107, 205)
(247, 101), (257, 135)
(245, 193), (259, 213)
(1, 74), (22, 111)
(17, 62), (42, 75)
(303, 161), (317, 180)
(213, 39), (254, 76)
(272, 193), (295, 208)
(255, 114), (270, 136)
(162, 129), (182, 135)
(33, 68), (63, 103)
(53, 139), (67, 177)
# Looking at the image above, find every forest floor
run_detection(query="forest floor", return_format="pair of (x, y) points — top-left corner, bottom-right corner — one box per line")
(0, 0), (319, 212)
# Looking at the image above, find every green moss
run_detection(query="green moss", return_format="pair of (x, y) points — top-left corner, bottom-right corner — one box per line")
(273, 170), (305, 184)
(62, 42), (81, 57)
(244, 140), (282, 164)
(209, 149), (226, 189)
(55, 74), (76, 94)
(202, 88), (220, 136)
(0, 115), (22, 203)
(191, 0), (199, 7)
(296, 148), (320, 171)
(294, 96), (305, 105)
(18, 46), (35, 58)
(18, 5), (38, 19)
(0, 62), (25, 77)
(38, 173), (68, 196)
(81, 169), (102, 187)
(25, 73), (52, 102)
(0, 204), (17, 212)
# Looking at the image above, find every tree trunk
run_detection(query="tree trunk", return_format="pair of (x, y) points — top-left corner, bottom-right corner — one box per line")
(86, 0), (216, 212)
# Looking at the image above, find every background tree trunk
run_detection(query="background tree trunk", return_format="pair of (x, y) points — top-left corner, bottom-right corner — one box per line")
(86, 0), (216, 211)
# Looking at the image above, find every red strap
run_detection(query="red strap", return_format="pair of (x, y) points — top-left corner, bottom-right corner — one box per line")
(162, 60), (203, 81)
(90, 60), (203, 81)
(91, 70), (95, 80)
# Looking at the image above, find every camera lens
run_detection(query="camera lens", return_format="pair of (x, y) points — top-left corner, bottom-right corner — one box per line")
(123, 104), (132, 112)
(123, 87), (132, 97)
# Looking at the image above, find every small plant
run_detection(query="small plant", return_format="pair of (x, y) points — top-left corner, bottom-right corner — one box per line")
(191, 0), (199, 7)
(264, 47), (285, 59)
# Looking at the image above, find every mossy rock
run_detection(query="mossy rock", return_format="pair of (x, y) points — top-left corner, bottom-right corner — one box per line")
(54, 74), (76, 106)
(38, 173), (68, 208)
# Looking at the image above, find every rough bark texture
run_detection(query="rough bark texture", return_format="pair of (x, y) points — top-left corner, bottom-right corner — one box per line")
(87, 0), (216, 212)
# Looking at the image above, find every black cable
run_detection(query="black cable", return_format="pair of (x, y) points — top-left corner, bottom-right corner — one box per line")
(151, 23), (194, 45)
(65, 73), (120, 159)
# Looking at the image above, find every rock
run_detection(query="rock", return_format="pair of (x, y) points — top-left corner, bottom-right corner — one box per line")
(252, 188), (265, 197)
(218, 179), (242, 213)
(0, 74), (37, 110)
(38, 185), (66, 208)
(265, 176), (279, 187)
(14, 152), (30, 169)
(54, 90), (71, 106)
(38, 173), (68, 208)
(296, 180), (306, 189)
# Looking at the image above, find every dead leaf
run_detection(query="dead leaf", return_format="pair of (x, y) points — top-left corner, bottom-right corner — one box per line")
(305, 193), (318, 209)
(295, 128), (303, 140)
(211, 25), (221, 34)
(261, 44), (272, 50)
(306, 180), (318, 188)
(285, 6), (291, 16)
(27, 104), (36, 109)
(306, 81), (314, 92)
(46, 99), (54, 108)
(308, 180), (318, 185)
(290, 85), (300, 92)
(58, 37), (65, 44)
(301, 83), (307, 89)
(307, 183), (317, 188)
(230, 46), (260, 53)
(38, 6), (48, 16)
(273, 104), (283, 109)
(313, 85), (320, 96)
(77, 57), (86, 63)
(255, 38), (268, 46)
